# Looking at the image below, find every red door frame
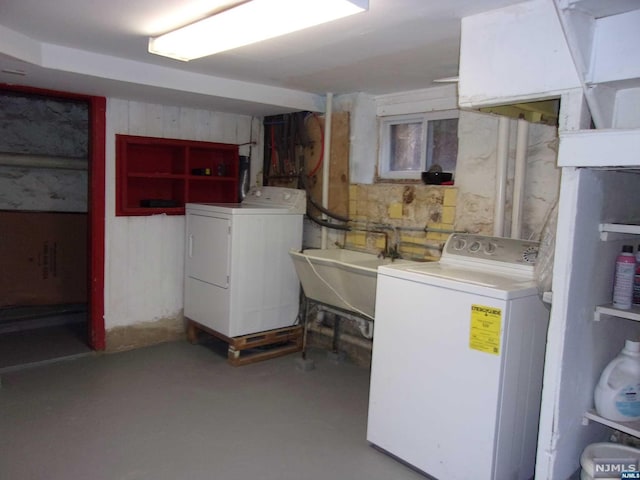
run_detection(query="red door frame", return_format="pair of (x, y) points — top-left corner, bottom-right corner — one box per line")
(1, 84), (106, 350)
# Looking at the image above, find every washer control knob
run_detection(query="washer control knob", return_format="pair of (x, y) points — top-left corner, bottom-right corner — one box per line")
(468, 241), (481, 253)
(484, 242), (497, 255)
(283, 192), (292, 201)
(453, 238), (466, 250)
(254, 189), (262, 197)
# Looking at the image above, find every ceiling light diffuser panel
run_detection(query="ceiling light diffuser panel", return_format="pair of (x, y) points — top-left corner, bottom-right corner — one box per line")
(149, 0), (369, 61)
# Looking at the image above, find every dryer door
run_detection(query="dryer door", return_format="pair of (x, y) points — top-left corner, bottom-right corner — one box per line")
(186, 212), (230, 288)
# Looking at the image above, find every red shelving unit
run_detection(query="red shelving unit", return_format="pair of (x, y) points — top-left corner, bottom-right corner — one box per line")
(116, 134), (239, 216)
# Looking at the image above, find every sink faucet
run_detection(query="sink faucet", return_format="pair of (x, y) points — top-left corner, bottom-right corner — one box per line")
(379, 245), (401, 261)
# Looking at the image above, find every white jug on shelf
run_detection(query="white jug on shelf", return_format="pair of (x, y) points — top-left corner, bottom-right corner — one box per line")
(594, 340), (640, 422)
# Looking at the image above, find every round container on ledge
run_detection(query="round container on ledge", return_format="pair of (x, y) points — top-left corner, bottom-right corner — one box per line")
(421, 171), (453, 185)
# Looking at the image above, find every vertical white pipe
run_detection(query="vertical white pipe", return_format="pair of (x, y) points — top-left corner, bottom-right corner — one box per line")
(511, 119), (529, 239)
(321, 93), (333, 249)
(493, 117), (509, 237)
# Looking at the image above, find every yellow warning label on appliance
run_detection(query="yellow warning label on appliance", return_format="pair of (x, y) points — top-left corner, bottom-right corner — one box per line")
(469, 304), (502, 355)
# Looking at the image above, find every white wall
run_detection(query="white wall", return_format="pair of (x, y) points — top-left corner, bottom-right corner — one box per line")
(590, 9), (640, 84)
(458, 0), (580, 108)
(104, 99), (258, 330)
(334, 92), (378, 184)
(614, 88), (640, 128)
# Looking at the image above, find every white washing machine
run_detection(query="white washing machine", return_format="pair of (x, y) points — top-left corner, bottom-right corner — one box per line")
(367, 233), (549, 480)
(184, 186), (306, 337)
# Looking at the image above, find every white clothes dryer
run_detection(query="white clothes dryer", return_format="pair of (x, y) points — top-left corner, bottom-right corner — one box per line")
(184, 186), (306, 337)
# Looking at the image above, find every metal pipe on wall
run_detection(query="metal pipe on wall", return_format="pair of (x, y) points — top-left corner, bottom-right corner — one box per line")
(511, 119), (529, 239)
(493, 116), (510, 237)
(0, 152), (88, 170)
(321, 92), (333, 249)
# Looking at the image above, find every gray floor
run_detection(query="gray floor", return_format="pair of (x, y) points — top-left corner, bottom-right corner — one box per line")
(0, 322), (92, 371)
(0, 340), (426, 480)
(0, 304), (92, 372)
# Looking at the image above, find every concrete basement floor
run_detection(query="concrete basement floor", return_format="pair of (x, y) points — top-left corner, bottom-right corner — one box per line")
(0, 340), (426, 480)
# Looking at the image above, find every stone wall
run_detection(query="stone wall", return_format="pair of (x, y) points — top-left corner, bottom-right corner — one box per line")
(455, 110), (560, 238)
(345, 184), (457, 260)
(0, 92), (89, 212)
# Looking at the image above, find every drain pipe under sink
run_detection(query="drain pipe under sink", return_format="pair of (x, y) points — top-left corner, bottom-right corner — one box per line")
(315, 305), (374, 340)
(308, 322), (373, 351)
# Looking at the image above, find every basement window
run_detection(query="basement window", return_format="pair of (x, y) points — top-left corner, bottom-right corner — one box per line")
(378, 110), (458, 180)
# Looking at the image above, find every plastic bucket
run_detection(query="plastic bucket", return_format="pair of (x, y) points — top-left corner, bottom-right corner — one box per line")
(581, 442), (640, 479)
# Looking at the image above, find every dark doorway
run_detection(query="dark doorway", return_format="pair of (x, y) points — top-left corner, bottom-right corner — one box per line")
(0, 84), (105, 370)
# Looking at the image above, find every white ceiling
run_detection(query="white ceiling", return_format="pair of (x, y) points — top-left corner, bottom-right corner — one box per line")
(0, 0), (549, 115)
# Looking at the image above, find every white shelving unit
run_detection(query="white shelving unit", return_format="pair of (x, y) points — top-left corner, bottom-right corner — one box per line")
(558, 130), (640, 168)
(584, 410), (640, 438)
(594, 304), (640, 322)
(599, 223), (640, 241)
(586, 222), (640, 435)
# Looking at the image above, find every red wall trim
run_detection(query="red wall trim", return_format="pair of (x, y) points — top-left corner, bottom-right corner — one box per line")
(88, 96), (106, 350)
(1, 83), (106, 350)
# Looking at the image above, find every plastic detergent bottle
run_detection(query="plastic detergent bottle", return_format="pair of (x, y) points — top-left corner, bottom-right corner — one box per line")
(613, 245), (635, 309)
(594, 340), (640, 422)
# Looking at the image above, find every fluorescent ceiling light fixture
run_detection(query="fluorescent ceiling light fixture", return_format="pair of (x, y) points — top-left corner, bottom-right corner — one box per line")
(149, 0), (369, 61)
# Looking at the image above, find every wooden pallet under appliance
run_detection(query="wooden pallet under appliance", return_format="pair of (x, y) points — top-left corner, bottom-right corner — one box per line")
(186, 319), (303, 366)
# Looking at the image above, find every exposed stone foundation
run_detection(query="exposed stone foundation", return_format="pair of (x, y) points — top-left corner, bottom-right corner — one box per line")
(105, 315), (185, 353)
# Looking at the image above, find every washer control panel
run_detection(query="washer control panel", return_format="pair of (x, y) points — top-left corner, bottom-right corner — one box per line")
(243, 187), (306, 213)
(443, 233), (539, 267)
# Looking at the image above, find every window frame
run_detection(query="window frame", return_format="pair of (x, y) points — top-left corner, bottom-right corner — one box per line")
(377, 109), (459, 181)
